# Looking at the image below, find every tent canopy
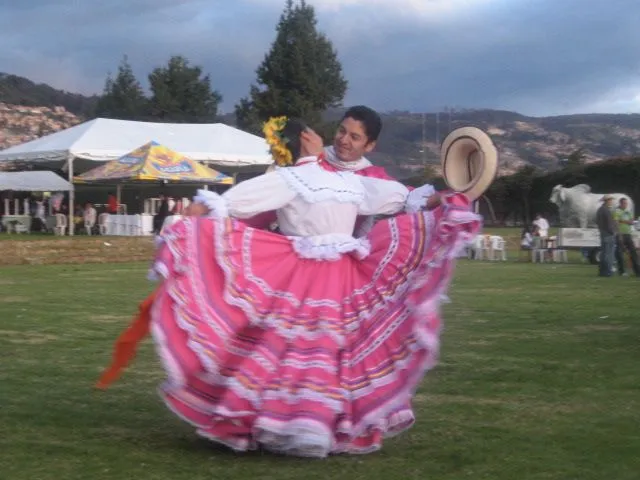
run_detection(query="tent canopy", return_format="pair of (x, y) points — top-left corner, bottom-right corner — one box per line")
(0, 171), (73, 191)
(74, 141), (234, 185)
(0, 118), (274, 172)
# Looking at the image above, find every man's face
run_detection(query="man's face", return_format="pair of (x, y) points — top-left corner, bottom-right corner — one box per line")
(333, 117), (376, 162)
(621, 199), (628, 210)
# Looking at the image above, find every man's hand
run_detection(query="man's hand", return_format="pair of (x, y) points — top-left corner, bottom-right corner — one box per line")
(184, 203), (209, 217)
(425, 193), (442, 210)
(300, 128), (325, 156)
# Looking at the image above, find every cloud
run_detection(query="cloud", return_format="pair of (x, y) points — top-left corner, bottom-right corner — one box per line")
(0, 0), (638, 116)
(332, 0), (640, 115)
(255, 0), (495, 18)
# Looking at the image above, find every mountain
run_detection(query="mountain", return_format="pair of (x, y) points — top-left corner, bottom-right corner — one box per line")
(222, 107), (640, 179)
(2, 73), (639, 179)
(322, 108), (640, 179)
(0, 102), (83, 151)
(0, 73), (98, 117)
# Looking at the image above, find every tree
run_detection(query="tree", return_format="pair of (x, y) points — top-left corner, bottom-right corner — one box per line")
(95, 56), (148, 120)
(148, 55), (222, 123)
(559, 148), (589, 185)
(565, 147), (587, 168)
(506, 164), (539, 224)
(486, 177), (511, 223)
(235, 0), (348, 134)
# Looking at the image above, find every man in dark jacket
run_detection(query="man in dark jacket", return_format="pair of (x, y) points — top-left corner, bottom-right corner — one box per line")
(153, 193), (170, 234)
(596, 195), (617, 277)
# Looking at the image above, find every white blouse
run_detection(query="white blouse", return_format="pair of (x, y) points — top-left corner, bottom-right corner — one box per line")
(193, 162), (434, 260)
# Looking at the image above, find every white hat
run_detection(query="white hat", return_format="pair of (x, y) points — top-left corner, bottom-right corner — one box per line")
(440, 126), (499, 201)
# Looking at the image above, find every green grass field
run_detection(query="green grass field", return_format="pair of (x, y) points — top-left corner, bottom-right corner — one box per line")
(1, 261), (638, 480)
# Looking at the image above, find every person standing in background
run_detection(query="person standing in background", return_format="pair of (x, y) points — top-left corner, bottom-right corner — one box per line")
(153, 193), (170, 234)
(613, 197), (640, 277)
(107, 192), (118, 214)
(596, 195), (617, 277)
(533, 213), (549, 240)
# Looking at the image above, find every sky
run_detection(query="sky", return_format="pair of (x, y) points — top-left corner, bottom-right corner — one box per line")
(1, 0), (639, 117)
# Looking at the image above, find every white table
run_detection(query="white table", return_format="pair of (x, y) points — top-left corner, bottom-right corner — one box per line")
(1, 215), (32, 233)
(104, 214), (153, 236)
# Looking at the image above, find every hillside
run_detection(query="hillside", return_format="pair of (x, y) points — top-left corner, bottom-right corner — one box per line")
(0, 73), (98, 117)
(222, 108), (640, 178)
(2, 73), (640, 179)
(325, 109), (640, 178)
(0, 102), (83, 151)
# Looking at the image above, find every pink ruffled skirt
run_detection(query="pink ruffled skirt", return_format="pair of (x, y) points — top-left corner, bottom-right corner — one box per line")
(150, 193), (481, 457)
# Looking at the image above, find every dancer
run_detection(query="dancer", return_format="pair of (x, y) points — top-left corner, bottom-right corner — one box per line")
(95, 112), (415, 391)
(99, 116), (482, 457)
(244, 106), (402, 235)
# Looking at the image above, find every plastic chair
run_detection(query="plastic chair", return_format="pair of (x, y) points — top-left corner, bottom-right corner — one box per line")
(54, 214), (67, 235)
(468, 235), (489, 260)
(489, 236), (507, 261)
(98, 213), (109, 235)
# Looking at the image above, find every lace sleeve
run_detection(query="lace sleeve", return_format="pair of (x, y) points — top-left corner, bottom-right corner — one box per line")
(193, 172), (296, 219)
(358, 177), (410, 216)
(223, 171), (296, 218)
(405, 184), (436, 213)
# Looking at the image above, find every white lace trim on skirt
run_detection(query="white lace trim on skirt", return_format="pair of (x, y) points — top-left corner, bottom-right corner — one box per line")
(289, 233), (371, 261)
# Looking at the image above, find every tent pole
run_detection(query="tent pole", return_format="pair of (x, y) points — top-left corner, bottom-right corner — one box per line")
(68, 153), (75, 236)
(116, 184), (122, 211)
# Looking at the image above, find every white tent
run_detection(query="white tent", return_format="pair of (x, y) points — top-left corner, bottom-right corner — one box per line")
(0, 171), (72, 191)
(0, 118), (274, 234)
(0, 118), (273, 171)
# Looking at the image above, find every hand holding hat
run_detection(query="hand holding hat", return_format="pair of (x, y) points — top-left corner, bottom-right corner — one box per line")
(440, 126), (499, 201)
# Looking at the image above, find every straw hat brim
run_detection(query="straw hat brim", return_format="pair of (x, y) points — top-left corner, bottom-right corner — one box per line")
(440, 126), (499, 201)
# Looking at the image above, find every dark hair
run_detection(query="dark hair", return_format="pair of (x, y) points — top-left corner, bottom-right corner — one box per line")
(282, 117), (308, 163)
(342, 105), (382, 143)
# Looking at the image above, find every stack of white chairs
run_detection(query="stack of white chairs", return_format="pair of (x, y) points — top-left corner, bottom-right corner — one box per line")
(489, 235), (507, 261)
(84, 212), (96, 236)
(468, 235), (490, 260)
(467, 234), (507, 261)
(531, 236), (546, 263)
(98, 213), (109, 235)
(54, 214), (67, 235)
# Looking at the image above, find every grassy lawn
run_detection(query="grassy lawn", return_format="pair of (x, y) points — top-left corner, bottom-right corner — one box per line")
(0, 232), (58, 241)
(0, 261), (638, 479)
(0, 233), (105, 242)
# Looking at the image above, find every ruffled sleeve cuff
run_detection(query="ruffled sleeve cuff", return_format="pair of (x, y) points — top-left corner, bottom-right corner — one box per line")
(193, 189), (229, 218)
(405, 184), (436, 213)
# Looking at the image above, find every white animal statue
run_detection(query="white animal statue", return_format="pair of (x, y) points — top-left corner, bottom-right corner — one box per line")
(549, 184), (634, 228)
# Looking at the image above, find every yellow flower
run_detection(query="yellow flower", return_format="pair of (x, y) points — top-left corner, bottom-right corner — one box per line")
(263, 116), (293, 166)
